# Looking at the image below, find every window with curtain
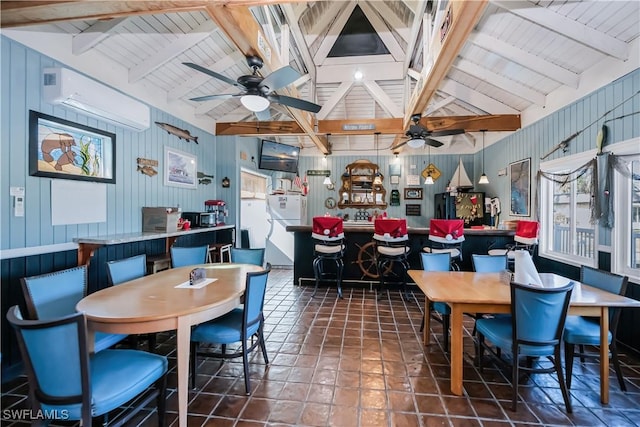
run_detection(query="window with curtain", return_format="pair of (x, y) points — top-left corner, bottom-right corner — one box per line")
(613, 150), (640, 284)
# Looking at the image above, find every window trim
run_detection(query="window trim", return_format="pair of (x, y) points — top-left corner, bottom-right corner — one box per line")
(610, 138), (640, 284)
(539, 149), (598, 268)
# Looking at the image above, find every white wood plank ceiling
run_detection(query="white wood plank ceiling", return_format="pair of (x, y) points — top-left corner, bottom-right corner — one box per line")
(2, 0), (639, 156)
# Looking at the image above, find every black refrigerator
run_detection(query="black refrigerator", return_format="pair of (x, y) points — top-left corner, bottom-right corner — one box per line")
(434, 192), (487, 227)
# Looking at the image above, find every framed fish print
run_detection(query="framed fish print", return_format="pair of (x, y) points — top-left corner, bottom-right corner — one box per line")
(164, 146), (197, 189)
(510, 158), (531, 216)
(29, 110), (116, 184)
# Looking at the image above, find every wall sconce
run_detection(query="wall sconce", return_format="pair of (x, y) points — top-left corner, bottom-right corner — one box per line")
(221, 177), (230, 188)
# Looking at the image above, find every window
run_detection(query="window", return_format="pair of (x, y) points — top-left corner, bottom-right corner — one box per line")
(540, 152), (598, 267)
(612, 139), (640, 284)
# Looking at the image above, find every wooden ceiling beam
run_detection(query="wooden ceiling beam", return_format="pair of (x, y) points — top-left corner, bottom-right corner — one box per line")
(205, 4), (329, 154)
(215, 115), (521, 136)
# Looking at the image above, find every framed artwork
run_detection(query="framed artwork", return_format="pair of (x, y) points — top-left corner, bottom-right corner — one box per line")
(29, 110), (115, 183)
(510, 158), (531, 216)
(404, 188), (423, 200)
(164, 147), (197, 189)
(406, 204), (421, 216)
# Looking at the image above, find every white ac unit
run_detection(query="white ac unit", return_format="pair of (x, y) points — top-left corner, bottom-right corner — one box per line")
(42, 67), (150, 131)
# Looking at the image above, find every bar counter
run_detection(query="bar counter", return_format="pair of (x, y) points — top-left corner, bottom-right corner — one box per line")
(286, 223), (515, 286)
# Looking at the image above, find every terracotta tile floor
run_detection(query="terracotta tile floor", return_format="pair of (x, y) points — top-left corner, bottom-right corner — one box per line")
(2, 267), (640, 426)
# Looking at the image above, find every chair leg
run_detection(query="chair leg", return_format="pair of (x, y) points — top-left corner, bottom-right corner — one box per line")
(442, 314), (450, 351)
(401, 259), (411, 300)
(419, 313), (425, 332)
(554, 348), (573, 413)
(157, 373), (168, 427)
(477, 334), (485, 372)
(511, 352), (519, 412)
(259, 328), (269, 365)
(190, 341), (198, 389)
(578, 344), (586, 363)
(312, 257), (321, 297)
(242, 339), (251, 395)
(148, 333), (157, 352)
(564, 342), (575, 389)
(610, 342), (627, 392)
(336, 258), (344, 299)
(377, 258), (387, 300)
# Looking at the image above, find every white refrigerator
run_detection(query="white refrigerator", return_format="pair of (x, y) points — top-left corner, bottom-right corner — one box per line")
(266, 195), (307, 266)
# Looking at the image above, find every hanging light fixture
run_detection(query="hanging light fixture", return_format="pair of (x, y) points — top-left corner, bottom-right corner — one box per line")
(424, 146), (434, 185)
(373, 132), (383, 185)
(323, 134), (333, 187)
(323, 175), (332, 186)
(478, 131), (489, 184)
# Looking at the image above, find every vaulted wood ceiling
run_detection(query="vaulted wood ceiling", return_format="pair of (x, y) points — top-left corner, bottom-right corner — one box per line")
(2, 1), (639, 156)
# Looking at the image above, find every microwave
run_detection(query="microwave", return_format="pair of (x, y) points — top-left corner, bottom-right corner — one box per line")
(181, 212), (217, 227)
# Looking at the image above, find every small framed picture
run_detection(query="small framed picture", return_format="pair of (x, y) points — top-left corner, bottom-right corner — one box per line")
(404, 188), (423, 200)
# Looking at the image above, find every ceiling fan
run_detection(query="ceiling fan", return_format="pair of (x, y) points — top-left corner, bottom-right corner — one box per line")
(183, 56), (321, 120)
(396, 114), (465, 149)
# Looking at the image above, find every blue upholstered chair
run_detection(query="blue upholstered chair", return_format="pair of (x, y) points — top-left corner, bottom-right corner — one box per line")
(7, 306), (167, 426)
(106, 254), (156, 351)
(170, 245), (208, 268)
(476, 281), (574, 412)
(472, 254), (508, 272)
(190, 264), (271, 394)
(106, 254), (147, 286)
(20, 265), (126, 352)
(419, 252), (452, 348)
(230, 247), (265, 266)
(564, 266), (629, 391)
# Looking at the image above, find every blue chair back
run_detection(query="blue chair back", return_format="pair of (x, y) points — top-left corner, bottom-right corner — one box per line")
(171, 245), (208, 268)
(243, 263), (271, 329)
(106, 254), (146, 285)
(580, 266), (628, 325)
(420, 252), (451, 271)
(512, 281), (574, 353)
(20, 266), (87, 320)
(231, 248), (265, 266)
(472, 254), (508, 272)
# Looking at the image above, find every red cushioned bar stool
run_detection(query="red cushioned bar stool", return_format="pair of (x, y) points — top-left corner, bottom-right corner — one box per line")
(488, 220), (539, 270)
(423, 219), (465, 271)
(373, 218), (411, 300)
(312, 216), (346, 299)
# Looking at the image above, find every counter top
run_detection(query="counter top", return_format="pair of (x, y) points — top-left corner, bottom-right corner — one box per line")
(286, 224), (515, 236)
(73, 224), (235, 245)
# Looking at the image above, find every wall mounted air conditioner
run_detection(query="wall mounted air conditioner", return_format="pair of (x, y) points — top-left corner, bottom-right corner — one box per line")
(42, 67), (150, 131)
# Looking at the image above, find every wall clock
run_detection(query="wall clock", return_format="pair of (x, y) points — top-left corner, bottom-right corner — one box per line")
(324, 197), (337, 209)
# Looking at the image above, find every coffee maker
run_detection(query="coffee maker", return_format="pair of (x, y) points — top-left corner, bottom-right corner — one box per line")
(204, 200), (228, 226)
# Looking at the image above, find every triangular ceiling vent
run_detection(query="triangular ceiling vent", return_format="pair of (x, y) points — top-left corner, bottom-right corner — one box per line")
(328, 5), (390, 58)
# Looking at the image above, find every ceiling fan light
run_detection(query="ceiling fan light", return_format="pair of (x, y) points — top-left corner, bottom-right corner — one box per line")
(478, 173), (490, 184)
(241, 94), (270, 112)
(407, 138), (425, 149)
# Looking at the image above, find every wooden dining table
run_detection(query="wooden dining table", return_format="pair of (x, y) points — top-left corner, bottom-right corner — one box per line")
(76, 263), (263, 427)
(408, 270), (640, 404)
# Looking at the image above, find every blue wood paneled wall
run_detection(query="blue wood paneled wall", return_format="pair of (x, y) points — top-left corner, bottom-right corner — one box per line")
(1, 36), (219, 251)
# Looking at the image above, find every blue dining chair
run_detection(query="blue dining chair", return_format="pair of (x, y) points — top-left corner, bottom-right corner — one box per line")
(476, 281), (575, 412)
(190, 264), (271, 394)
(170, 245), (208, 268)
(106, 254), (156, 351)
(564, 266), (629, 391)
(420, 252), (452, 349)
(230, 247), (265, 266)
(20, 265), (127, 352)
(7, 306), (168, 426)
(472, 254), (508, 272)
(106, 254), (147, 286)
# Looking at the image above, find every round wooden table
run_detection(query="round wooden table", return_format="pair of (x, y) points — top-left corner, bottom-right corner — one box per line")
(77, 263), (263, 427)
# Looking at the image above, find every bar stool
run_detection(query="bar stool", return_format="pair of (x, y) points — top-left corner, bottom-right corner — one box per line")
(207, 243), (232, 263)
(312, 216), (346, 299)
(423, 219), (465, 270)
(373, 218), (410, 300)
(488, 220), (539, 270)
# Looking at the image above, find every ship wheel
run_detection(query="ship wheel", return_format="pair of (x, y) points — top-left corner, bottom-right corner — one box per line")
(353, 242), (393, 279)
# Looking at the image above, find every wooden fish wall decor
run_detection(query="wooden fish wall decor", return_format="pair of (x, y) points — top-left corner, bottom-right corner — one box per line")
(155, 122), (198, 144)
(197, 171), (214, 185)
(137, 157), (158, 177)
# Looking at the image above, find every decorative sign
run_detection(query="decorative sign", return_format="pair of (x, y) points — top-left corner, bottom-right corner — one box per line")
(342, 123), (376, 131)
(406, 174), (420, 186)
(420, 163), (441, 181)
(390, 189), (400, 206)
(389, 164), (402, 177)
(137, 157), (158, 177)
(406, 204), (421, 216)
(307, 170), (331, 176)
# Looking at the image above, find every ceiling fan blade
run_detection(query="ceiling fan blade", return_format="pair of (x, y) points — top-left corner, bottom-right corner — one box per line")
(255, 108), (271, 121)
(259, 66), (300, 92)
(430, 128), (465, 137)
(182, 62), (242, 88)
(268, 94), (322, 113)
(424, 138), (444, 148)
(189, 93), (239, 102)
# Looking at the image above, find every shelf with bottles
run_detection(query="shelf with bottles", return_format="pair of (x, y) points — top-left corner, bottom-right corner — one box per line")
(338, 160), (387, 209)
